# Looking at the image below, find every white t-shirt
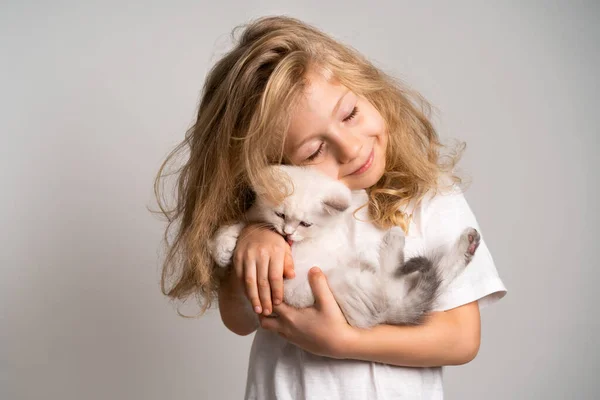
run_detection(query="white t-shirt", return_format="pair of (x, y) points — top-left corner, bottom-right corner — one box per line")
(244, 185), (507, 400)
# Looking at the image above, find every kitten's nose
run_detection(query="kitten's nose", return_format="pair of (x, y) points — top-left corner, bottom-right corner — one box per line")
(284, 225), (295, 235)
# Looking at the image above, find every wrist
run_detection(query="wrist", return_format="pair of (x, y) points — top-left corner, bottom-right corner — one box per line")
(336, 325), (363, 360)
(220, 269), (247, 301)
(239, 222), (270, 239)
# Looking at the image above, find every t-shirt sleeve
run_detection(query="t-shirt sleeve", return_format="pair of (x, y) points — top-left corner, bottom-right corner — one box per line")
(418, 186), (507, 312)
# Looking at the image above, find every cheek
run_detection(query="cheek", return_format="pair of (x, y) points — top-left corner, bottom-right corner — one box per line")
(367, 110), (388, 163)
(308, 161), (338, 181)
(357, 99), (385, 136)
(296, 226), (311, 238)
(364, 110), (385, 138)
(378, 130), (388, 161)
(265, 215), (284, 232)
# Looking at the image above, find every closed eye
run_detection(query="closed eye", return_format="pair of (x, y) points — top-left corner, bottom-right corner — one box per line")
(343, 106), (359, 122)
(304, 107), (358, 162)
(300, 221), (312, 227)
(306, 142), (324, 162)
(275, 212), (285, 219)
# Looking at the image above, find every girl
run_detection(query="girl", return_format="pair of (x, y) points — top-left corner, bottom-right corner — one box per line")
(155, 15), (507, 399)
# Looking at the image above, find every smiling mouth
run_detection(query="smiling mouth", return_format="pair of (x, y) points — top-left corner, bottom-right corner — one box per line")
(350, 149), (374, 176)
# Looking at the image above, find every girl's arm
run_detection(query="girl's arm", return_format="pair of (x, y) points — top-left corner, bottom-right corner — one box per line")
(218, 224), (295, 336)
(345, 301), (481, 367)
(260, 267), (481, 367)
(218, 269), (259, 336)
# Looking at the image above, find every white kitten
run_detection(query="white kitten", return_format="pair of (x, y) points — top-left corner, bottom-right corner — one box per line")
(208, 165), (480, 328)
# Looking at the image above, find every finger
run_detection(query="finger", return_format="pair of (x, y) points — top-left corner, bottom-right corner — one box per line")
(272, 302), (298, 325)
(244, 259), (262, 314)
(283, 249), (295, 279)
(308, 267), (336, 308)
(257, 253), (273, 316)
(233, 255), (244, 282)
(269, 251), (284, 306)
(259, 314), (283, 334)
(232, 241), (245, 280)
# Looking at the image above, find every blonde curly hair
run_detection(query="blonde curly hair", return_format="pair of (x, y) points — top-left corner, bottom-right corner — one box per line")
(152, 15), (463, 314)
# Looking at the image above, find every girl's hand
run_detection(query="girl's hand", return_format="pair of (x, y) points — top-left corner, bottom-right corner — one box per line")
(233, 224), (295, 316)
(259, 267), (358, 359)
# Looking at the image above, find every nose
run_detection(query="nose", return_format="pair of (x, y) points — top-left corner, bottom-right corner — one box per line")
(284, 225), (295, 235)
(335, 131), (362, 164)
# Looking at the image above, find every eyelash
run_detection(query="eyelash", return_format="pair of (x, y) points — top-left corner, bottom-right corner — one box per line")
(305, 107), (359, 162)
(343, 106), (359, 122)
(305, 142), (323, 161)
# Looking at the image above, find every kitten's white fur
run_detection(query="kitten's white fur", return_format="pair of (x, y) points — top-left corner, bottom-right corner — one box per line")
(209, 165), (475, 328)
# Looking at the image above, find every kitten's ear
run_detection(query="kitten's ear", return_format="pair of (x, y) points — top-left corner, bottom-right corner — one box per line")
(322, 185), (351, 215)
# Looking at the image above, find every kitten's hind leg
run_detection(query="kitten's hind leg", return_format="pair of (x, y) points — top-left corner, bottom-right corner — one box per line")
(384, 229), (481, 326)
(379, 226), (406, 275)
(463, 227), (481, 262)
(436, 227), (481, 285)
(327, 267), (387, 329)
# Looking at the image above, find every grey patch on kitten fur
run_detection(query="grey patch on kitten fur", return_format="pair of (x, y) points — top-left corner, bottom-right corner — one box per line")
(385, 227), (482, 326)
(208, 164), (483, 329)
(322, 196), (351, 214)
(392, 256), (440, 325)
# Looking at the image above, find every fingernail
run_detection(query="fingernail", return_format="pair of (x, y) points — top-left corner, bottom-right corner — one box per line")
(274, 298), (281, 305)
(264, 309), (271, 316)
(254, 306), (262, 313)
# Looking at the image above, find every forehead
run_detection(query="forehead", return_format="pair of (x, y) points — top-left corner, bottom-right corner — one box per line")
(279, 197), (310, 220)
(284, 71), (349, 149)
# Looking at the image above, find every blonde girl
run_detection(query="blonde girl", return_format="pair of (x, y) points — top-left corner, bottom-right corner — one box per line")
(154, 15), (506, 399)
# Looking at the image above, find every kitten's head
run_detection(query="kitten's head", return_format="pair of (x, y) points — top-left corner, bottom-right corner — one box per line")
(251, 165), (352, 243)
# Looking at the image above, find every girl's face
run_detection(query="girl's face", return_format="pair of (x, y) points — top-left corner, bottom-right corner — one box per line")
(283, 70), (388, 190)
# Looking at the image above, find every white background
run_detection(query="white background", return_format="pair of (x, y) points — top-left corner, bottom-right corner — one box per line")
(2, 1), (598, 399)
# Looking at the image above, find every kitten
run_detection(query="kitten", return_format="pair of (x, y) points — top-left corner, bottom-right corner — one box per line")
(208, 165), (480, 328)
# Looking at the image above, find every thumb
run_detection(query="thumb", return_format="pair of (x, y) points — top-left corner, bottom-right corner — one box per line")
(308, 267), (336, 308)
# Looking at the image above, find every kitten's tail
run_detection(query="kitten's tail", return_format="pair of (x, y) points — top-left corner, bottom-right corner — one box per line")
(383, 256), (441, 326)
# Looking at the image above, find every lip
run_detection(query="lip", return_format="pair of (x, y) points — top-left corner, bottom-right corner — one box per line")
(350, 149), (374, 176)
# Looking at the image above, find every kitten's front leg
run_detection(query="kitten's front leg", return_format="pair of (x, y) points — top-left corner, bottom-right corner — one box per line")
(208, 222), (246, 267)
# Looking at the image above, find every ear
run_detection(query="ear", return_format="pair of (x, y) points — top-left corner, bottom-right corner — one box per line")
(322, 184), (351, 215)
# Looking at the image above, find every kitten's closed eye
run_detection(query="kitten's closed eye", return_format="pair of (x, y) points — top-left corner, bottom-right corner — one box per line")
(275, 212), (285, 219)
(300, 221), (312, 227)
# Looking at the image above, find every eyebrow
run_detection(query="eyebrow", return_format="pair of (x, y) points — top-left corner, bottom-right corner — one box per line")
(331, 89), (351, 118)
(291, 89), (351, 153)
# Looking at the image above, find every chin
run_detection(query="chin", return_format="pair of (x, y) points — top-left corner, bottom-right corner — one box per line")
(345, 155), (386, 189)
(348, 169), (384, 190)
(365, 159), (386, 186)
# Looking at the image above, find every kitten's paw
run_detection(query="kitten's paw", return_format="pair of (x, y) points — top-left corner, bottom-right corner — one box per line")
(209, 223), (243, 267)
(283, 284), (315, 309)
(383, 226), (405, 246)
(459, 227), (480, 263)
